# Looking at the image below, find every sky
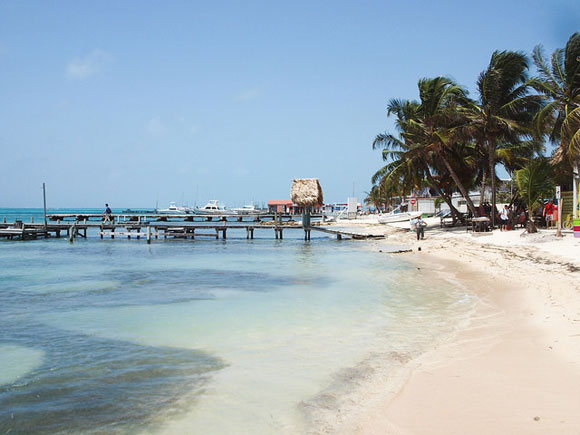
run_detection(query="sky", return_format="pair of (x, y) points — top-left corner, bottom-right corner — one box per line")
(0, 0), (578, 208)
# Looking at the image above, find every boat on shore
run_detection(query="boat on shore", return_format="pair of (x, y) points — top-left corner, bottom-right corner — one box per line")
(194, 200), (227, 215)
(377, 207), (422, 224)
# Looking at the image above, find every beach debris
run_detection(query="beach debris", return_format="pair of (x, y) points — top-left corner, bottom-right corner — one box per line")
(534, 416), (540, 421)
(290, 178), (323, 206)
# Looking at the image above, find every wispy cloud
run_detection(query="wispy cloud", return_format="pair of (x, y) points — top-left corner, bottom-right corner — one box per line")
(235, 87), (261, 101)
(146, 117), (165, 135)
(66, 49), (112, 79)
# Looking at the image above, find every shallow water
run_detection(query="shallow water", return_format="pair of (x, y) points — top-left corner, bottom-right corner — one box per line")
(0, 217), (476, 434)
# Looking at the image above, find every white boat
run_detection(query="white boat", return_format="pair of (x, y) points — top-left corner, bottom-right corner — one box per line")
(377, 207), (422, 224)
(231, 202), (261, 215)
(158, 202), (192, 214)
(194, 200), (227, 215)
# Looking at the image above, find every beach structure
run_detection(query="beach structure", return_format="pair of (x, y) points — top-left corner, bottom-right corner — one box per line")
(290, 178), (323, 240)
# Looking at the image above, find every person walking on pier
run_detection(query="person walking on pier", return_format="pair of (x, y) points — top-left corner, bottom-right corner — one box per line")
(103, 204), (112, 223)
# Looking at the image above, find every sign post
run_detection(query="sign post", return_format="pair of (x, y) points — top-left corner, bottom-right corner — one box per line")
(556, 186), (562, 237)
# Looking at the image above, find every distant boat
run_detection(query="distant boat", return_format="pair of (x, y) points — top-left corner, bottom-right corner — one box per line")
(158, 202), (192, 214)
(194, 200), (227, 215)
(377, 207), (422, 224)
(231, 202), (261, 215)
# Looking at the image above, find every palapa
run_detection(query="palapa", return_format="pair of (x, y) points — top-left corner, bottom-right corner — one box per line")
(290, 178), (323, 206)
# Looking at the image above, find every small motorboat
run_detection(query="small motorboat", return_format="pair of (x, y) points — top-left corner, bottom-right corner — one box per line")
(194, 200), (227, 215)
(158, 202), (192, 214)
(377, 207), (422, 224)
(231, 202), (261, 215)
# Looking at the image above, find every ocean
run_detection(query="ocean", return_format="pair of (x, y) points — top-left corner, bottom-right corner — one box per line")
(0, 209), (476, 434)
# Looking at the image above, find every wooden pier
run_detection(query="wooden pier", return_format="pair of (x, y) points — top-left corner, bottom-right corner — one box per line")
(310, 226), (385, 240)
(0, 221), (49, 240)
(44, 212), (319, 224)
(0, 219), (383, 242)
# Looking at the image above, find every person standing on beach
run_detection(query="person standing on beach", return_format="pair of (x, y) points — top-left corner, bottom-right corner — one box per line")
(499, 205), (510, 231)
(414, 216), (426, 240)
(543, 200), (554, 228)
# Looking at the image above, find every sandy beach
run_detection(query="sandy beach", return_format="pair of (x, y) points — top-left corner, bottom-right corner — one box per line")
(337, 218), (580, 434)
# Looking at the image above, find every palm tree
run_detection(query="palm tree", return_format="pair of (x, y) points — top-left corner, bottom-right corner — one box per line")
(515, 158), (555, 232)
(372, 96), (466, 221)
(463, 50), (541, 227)
(532, 32), (580, 218)
(412, 77), (479, 216)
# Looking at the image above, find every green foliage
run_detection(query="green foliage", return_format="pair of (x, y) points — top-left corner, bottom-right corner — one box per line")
(532, 32), (580, 167)
(515, 158), (555, 213)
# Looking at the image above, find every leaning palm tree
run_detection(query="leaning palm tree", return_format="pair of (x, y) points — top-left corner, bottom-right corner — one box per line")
(515, 158), (555, 232)
(373, 97), (466, 221)
(463, 50), (542, 227)
(532, 32), (580, 218)
(412, 77), (479, 216)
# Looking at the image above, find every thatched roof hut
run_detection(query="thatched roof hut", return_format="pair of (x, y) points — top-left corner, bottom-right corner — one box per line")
(290, 178), (323, 206)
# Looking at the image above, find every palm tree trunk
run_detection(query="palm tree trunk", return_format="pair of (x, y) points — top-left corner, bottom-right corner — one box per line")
(440, 156), (478, 217)
(479, 166), (488, 204)
(489, 141), (496, 228)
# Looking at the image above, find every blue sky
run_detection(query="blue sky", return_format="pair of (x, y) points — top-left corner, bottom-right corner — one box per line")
(1, 0), (578, 208)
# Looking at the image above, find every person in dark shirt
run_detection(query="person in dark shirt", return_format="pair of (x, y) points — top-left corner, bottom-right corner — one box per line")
(103, 204), (112, 222)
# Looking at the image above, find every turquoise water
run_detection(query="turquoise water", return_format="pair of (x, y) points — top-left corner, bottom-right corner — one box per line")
(0, 210), (476, 434)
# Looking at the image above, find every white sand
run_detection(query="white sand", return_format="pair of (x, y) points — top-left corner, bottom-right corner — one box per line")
(337, 217), (580, 434)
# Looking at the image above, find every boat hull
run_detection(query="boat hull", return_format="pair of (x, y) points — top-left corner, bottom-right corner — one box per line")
(377, 212), (422, 224)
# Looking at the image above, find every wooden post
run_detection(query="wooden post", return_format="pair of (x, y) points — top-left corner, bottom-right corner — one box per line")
(223, 229), (227, 240)
(31, 217), (34, 223)
(146, 226), (151, 244)
(42, 182), (47, 229)
(68, 224), (75, 243)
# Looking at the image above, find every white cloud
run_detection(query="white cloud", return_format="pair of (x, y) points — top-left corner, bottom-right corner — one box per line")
(146, 117), (165, 135)
(235, 87), (261, 101)
(66, 49), (112, 79)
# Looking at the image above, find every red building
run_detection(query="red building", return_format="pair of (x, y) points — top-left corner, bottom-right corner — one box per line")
(267, 200), (322, 214)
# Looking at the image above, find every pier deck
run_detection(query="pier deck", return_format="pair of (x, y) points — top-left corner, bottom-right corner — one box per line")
(0, 220), (382, 242)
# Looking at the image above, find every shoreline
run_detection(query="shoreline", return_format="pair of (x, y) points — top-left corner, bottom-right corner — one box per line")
(343, 219), (580, 434)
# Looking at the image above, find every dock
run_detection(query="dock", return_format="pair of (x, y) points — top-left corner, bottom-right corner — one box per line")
(310, 226), (385, 240)
(43, 212), (321, 223)
(0, 219), (384, 242)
